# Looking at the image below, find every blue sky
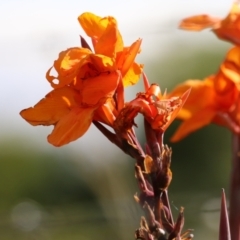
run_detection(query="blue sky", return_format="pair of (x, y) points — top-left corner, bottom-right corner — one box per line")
(0, 0), (233, 153)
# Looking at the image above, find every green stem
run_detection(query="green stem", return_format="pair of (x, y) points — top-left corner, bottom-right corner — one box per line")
(230, 133), (240, 239)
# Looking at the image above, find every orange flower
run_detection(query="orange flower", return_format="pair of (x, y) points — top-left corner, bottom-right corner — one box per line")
(179, 1), (240, 45)
(168, 46), (240, 142)
(46, 13), (143, 89)
(20, 12), (142, 146)
(114, 73), (190, 135)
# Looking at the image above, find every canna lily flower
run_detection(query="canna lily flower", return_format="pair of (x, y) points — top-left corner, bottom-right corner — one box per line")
(20, 71), (121, 146)
(46, 12), (143, 89)
(168, 46), (240, 142)
(114, 73), (190, 136)
(20, 12), (143, 146)
(179, 1), (240, 45)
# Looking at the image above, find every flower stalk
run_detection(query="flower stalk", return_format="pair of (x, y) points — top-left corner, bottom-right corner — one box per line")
(230, 133), (240, 239)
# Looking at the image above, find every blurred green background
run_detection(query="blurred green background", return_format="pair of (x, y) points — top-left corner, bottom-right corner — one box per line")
(1, 41), (234, 240)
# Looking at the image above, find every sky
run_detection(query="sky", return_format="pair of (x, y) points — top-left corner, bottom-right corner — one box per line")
(0, 0), (234, 154)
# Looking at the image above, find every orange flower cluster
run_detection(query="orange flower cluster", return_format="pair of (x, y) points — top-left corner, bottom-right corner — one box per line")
(20, 11), (189, 147)
(169, 2), (240, 142)
(20, 13), (142, 146)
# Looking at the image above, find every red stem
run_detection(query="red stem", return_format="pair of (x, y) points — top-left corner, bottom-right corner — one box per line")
(229, 133), (240, 239)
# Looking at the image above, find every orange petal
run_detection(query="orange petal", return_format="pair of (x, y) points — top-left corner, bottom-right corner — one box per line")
(213, 2), (240, 44)
(224, 46), (240, 68)
(214, 68), (239, 110)
(115, 72), (124, 111)
(168, 78), (215, 118)
(78, 12), (108, 38)
(93, 98), (117, 126)
(88, 54), (116, 72)
(217, 46), (240, 86)
(71, 54), (115, 85)
(80, 71), (120, 106)
(117, 39), (142, 77)
(48, 107), (95, 147)
(145, 84), (162, 100)
(171, 107), (216, 142)
(129, 98), (154, 118)
(142, 72), (151, 92)
(161, 89), (191, 132)
(214, 24), (240, 45)
(123, 62), (143, 87)
(79, 13), (124, 53)
(20, 87), (79, 126)
(94, 18), (117, 57)
(179, 14), (220, 31)
(214, 27), (240, 45)
(213, 47), (240, 109)
(46, 47), (92, 88)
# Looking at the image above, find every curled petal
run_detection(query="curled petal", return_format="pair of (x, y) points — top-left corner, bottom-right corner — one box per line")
(20, 87), (79, 126)
(46, 48), (92, 88)
(48, 107), (95, 147)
